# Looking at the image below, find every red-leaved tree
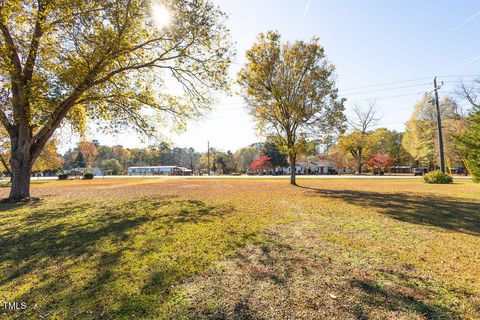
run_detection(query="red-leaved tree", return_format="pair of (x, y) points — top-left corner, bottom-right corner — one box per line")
(250, 155), (272, 171)
(365, 153), (397, 172)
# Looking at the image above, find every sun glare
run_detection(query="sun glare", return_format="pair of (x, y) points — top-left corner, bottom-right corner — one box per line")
(151, 3), (171, 29)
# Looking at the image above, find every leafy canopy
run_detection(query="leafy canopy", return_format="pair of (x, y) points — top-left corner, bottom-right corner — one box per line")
(0, 0), (233, 145)
(261, 140), (288, 169)
(365, 153), (397, 170)
(250, 155), (271, 171)
(238, 31), (345, 160)
(402, 95), (464, 166)
(457, 113), (480, 182)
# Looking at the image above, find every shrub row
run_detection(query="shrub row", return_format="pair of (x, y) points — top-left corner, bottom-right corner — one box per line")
(57, 172), (94, 180)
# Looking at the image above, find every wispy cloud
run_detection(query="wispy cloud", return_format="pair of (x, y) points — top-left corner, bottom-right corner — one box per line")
(443, 51), (480, 73)
(442, 10), (480, 39)
(303, 0), (312, 17)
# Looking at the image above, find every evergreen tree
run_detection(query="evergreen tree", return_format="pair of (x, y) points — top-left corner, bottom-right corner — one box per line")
(457, 113), (480, 182)
(74, 152), (86, 168)
(262, 141), (288, 171)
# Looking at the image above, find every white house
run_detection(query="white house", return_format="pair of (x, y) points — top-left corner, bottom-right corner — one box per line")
(293, 159), (336, 174)
(275, 159), (336, 175)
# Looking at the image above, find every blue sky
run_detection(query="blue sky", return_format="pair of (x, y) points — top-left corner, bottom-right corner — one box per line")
(64, 0), (480, 153)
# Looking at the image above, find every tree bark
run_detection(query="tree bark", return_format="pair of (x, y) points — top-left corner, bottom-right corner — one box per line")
(9, 150), (33, 200)
(289, 153), (297, 185)
(357, 147), (363, 175)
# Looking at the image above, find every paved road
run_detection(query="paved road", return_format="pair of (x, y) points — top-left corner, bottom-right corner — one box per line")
(18, 174), (472, 181)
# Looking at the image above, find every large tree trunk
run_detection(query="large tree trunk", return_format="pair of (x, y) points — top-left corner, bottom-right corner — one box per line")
(357, 147), (363, 175)
(9, 151), (33, 200)
(6, 106), (58, 201)
(289, 153), (296, 185)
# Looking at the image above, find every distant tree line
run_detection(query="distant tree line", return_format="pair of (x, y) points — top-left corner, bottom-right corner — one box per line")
(5, 80), (479, 180)
(328, 88), (479, 177)
(60, 139), (289, 175)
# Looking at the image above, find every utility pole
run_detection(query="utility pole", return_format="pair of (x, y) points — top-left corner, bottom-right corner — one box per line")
(433, 76), (446, 173)
(207, 141), (210, 176)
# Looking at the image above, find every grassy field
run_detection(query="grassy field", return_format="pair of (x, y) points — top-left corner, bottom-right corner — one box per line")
(1, 178), (479, 319)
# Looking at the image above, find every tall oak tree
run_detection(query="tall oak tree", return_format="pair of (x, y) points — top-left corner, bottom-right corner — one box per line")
(0, 0), (233, 200)
(238, 31), (345, 185)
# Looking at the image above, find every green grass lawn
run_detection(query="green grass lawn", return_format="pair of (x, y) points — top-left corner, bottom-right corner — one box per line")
(1, 178), (479, 319)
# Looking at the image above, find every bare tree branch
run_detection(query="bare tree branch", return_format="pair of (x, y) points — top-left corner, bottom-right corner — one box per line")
(348, 100), (381, 134)
(0, 152), (11, 175)
(457, 81), (480, 112)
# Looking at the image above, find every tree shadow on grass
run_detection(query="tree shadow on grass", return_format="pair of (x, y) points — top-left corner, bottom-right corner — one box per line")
(1, 196), (236, 319)
(299, 186), (480, 236)
(0, 206), (149, 286)
(175, 234), (466, 319)
(0, 197), (43, 212)
(350, 276), (461, 320)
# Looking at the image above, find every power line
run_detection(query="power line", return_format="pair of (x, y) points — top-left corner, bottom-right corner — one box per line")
(215, 75), (475, 106)
(347, 91), (425, 103)
(442, 80), (478, 83)
(215, 91), (457, 113)
(213, 89), (459, 112)
(210, 76), (471, 113)
(341, 76), (432, 91)
(340, 82), (432, 96)
(438, 74), (480, 78)
(340, 74), (480, 92)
